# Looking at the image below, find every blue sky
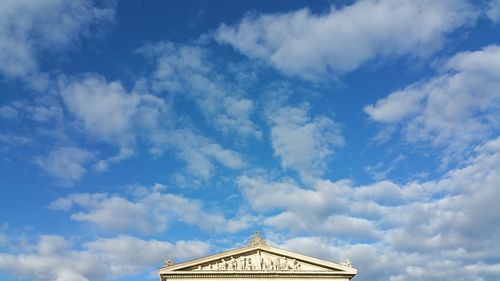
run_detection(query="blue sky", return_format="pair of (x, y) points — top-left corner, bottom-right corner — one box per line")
(1, 0), (500, 280)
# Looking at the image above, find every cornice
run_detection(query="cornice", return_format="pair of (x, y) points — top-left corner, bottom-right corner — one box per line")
(161, 272), (356, 279)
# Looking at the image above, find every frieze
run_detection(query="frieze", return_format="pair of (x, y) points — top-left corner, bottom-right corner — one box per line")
(190, 250), (323, 271)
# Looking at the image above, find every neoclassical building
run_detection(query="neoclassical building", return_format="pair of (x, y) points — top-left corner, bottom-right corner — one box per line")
(159, 232), (357, 281)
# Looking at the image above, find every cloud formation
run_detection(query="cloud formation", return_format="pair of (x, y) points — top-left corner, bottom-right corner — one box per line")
(35, 147), (94, 187)
(1, 2), (498, 281)
(241, 137), (500, 281)
(365, 45), (500, 162)
(50, 185), (253, 234)
(169, 129), (246, 180)
(138, 42), (262, 139)
(0, 0), (115, 79)
(0, 234), (208, 281)
(216, 0), (477, 79)
(487, 0), (500, 23)
(266, 105), (344, 180)
(59, 74), (170, 171)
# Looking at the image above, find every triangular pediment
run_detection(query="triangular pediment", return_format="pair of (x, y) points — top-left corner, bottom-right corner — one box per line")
(159, 243), (356, 275)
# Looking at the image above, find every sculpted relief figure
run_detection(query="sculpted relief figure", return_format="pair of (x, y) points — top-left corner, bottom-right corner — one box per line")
(246, 257), (254, 270)
(159, 234), (357, 281)
(230, 257), (237, 270)
(294, 259), (301, 270)
(263, 257), (273, 270)
(238, 256), (245, 270)
(196, 252), (303, 271)
(342, 259), (352, 267)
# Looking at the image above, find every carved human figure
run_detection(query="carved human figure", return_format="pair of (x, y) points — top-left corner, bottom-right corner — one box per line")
(246, 257), (254, 270)
(230, 257), (237, 270)
(218, 259), (225, 270)
(164, 259), (174, 267)
(278, 257), (286, 270)
(237, 256), (245, 270)
(294, 259), (301, 270)
(262, 256), (272, 270)
(197, 254), (304, 272)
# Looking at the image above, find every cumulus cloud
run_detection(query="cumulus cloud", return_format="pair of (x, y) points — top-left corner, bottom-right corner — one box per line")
(277, 237), (415, 281)
(242, 136), (500, 281)
(35, 147), (94, 187)
(169, 129), (246, 180)
(138, 42), (262, 139)
(237, 176), (381, 240)
(0, 234), (208, 281)
(58, 74), (170, 171)
(365, 45), (500, 162)
(50, 184), (253, 234)
(266, 105), (344, 180)
(487, 0), (500, 23)
(84, 235), (209, 275)
(5, 73), (244, 184)
(0, 0), (115, 79)
(215, 0), (477, 79)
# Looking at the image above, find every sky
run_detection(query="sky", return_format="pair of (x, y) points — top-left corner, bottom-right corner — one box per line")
(0, 0), (499, 280)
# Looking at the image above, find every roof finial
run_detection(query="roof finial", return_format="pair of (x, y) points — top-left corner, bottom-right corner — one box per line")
(248, 231), (266, 246)
(342, 259), (352, 267)
(164, 258), (175, 267)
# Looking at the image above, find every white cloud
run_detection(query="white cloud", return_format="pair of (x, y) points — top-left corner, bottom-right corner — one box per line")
(35, 147), (94, 187)
(267, 105), (344, 180)
(237, 176), (381, 239)
(487, 0), (500, 23)
(365, 45), (500, 162)
(243, 136), (500, 281)
(4, 96), (66, 125)
(71, 196), (161, 233)
(170, 129), (246, 180)
(59, 74), (170, 170)
(6, 73), (242, 183)
(50, 185), (252, 234)
(0, 234), (208, 281)
(364, 154), (406, 180)
(138, 42), (262, 139)
(276, 237), (410, 281)
(215, 0), (477, 79)
(0, 133), (35, 147)
(0, 106), (18, 119)
(84, 235), (209, 275)
(0, 0), (115, 78)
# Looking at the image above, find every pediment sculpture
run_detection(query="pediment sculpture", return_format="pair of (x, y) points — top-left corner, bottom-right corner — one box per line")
(193, 250), (303, 271)
(158, 232), (357, 281)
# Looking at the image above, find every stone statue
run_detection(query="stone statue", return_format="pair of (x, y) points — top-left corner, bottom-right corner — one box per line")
(248, 231), (266, 246)
(230, 257), (237, 270)
(294, 259), (301, 270)
(256, 250), (263, 270)
(164, 259), (175, 267)
(195, 249), (306, 271)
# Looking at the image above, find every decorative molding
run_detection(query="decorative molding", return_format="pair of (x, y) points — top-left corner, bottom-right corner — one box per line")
(248, 231), (266, 246)
(190, 250), (308, 271)
(159, 232), (357, 281)
(162, 273), (354, 279)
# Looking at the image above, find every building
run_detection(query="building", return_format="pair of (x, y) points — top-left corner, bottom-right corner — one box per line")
(159, 232), (357, 281)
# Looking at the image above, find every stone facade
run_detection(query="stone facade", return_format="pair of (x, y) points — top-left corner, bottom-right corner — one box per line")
(158, 232), (357, 281)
